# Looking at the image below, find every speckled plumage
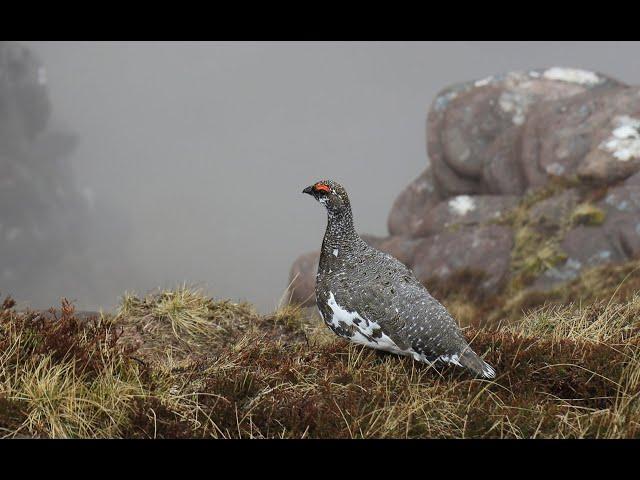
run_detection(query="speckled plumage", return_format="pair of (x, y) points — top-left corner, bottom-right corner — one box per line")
(303, 179), (495, 378)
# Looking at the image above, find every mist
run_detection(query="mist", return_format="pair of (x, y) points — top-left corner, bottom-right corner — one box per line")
(8, 41), (640, 312)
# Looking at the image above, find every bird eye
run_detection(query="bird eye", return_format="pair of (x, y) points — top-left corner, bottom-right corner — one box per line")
(314, 183), (331, 193)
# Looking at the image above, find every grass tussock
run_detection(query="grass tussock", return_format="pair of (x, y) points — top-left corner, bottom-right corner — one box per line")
(1, 280), (640, 438)
(496, 259), (640, 323)
(0, 298), (148, 438)
(116, 286), (260, 362)
(501, 296), (640, 344)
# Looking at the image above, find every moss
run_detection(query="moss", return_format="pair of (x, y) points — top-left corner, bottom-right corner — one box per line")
(510, 226), (568, 289)
(436, 181), (609, 321)
(571, 203), (606, 226)
(496, 181), (606, 298)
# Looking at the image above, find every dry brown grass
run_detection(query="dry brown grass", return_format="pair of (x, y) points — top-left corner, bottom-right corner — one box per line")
(0, 299), (149, 438)
(1, 279), (639, 438)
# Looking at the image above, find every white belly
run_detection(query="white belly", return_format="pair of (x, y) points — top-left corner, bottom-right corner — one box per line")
(324, 291), (417, 358)
(320, 291), (463, 366)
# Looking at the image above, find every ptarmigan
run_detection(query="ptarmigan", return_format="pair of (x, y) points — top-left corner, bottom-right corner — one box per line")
(302, 179), (496, 378)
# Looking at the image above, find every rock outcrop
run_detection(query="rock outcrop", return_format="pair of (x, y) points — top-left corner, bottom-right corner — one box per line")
(289, 67), (640, 309)
(1, 42), (132, 306)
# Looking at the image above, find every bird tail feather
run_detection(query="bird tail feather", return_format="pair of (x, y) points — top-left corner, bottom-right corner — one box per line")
(458, 348), (495, 379)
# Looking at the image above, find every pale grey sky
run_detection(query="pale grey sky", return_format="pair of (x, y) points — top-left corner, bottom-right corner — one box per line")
(18, 41), (640, 311)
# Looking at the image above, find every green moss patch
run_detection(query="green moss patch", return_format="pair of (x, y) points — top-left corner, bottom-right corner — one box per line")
(571, 203), (606, 226)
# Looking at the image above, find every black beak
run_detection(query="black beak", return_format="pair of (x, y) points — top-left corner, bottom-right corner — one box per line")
(302, 186), (314, 196)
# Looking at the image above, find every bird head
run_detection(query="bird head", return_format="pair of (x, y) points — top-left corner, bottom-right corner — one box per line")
(302, 180), (351, 216)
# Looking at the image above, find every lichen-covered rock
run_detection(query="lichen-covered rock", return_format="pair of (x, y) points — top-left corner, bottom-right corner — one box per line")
(600, 184), (640, 215)
(531, 225), (623, 291)
(387, 168), (441, 236)
(614, 216), (640, 259)
(290, 67), (640, 309)
(483, 128), (527, 195)
(598, 184), (640, 258)
(561, 226), (624, 272)
(623, 170), (640, 186)
(528, 189), (580, 235)
(440, 85), (512, 179)
(578, 107), (640, 183)
(428, 68), (623, 197)
(520, 87), (640, 187)
(413, 194), (518, 237)
(411, 225), (514, 296)
(0, 42), (51, 151)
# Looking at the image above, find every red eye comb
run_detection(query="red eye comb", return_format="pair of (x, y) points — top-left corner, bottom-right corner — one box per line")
(314, 183), (331, 193)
